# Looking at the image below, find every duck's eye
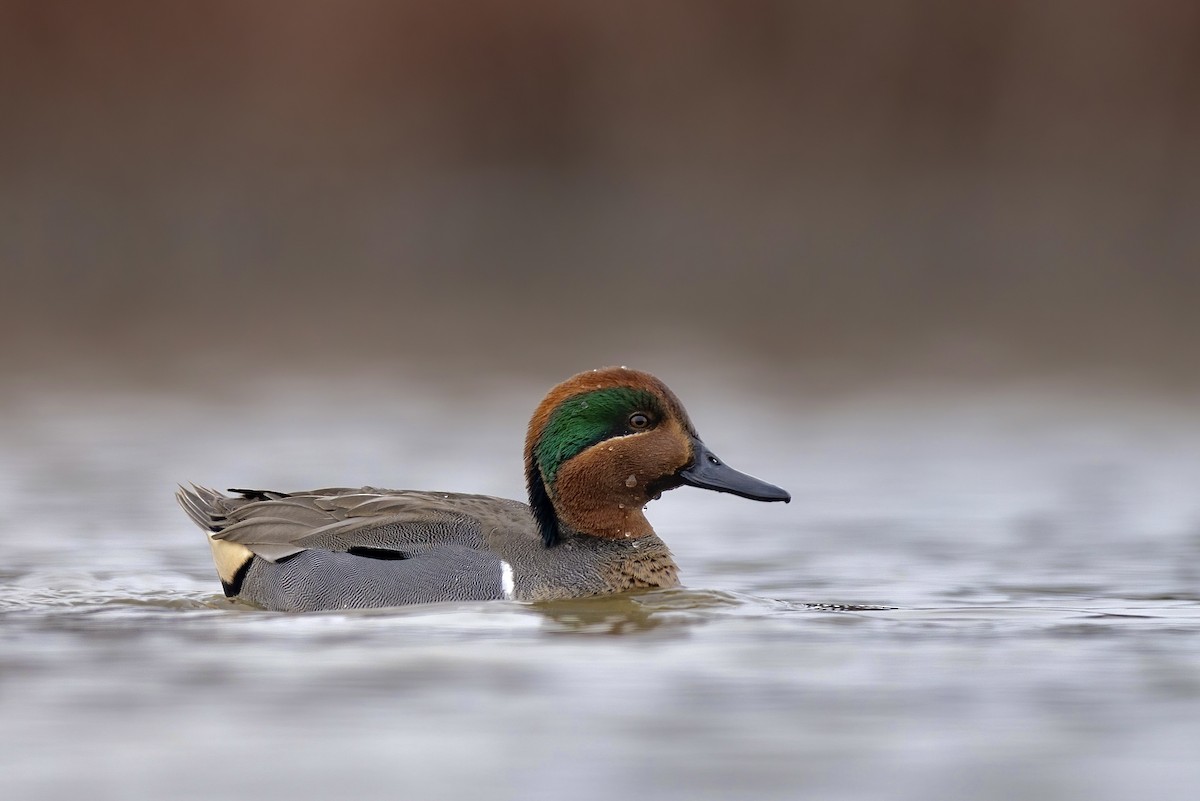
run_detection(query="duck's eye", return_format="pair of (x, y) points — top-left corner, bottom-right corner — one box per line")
(628, 412), (651, 430)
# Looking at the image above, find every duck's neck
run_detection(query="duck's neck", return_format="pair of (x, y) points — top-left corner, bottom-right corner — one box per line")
(526, 455), (658, 547)
(554, 501), (656, 543)
(529, 486), (657, 547)
(528, 479), (657, 546)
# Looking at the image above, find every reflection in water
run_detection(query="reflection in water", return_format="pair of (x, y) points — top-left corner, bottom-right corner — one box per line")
(531, 589), (810, 636)
(534, 593), (689, 636)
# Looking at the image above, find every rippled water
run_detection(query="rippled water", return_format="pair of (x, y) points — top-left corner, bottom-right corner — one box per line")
(2, 380), (1199, 801)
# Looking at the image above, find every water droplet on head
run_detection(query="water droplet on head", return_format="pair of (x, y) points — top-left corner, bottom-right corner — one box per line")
(617, 503), (624, 509)
(625, 474), (637, 488)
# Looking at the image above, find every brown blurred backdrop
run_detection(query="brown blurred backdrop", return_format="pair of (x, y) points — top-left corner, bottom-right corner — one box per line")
(2, 1), (1198, 393)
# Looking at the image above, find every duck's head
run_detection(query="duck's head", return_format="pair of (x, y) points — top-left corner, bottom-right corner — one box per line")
(525, 367), (790, 547)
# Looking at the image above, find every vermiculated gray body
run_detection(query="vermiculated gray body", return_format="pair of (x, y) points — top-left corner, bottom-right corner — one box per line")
(177, 485), (679, 611)
(238, 546), (507, 610)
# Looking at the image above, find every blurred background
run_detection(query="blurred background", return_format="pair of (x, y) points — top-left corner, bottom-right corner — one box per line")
(2, 0), (1198, 395)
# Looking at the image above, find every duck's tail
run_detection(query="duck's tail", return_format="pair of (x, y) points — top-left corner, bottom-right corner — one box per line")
(176, 484), (254, 596)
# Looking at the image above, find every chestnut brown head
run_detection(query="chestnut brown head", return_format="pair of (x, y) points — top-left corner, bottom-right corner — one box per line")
(525, 367), (789, 546)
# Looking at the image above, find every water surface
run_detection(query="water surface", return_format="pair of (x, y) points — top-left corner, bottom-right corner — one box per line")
(2, 380), (1198, 801)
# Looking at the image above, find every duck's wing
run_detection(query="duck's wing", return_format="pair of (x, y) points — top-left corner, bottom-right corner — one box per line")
(176, 485), (529, 562)
(177, 485), (536, 609)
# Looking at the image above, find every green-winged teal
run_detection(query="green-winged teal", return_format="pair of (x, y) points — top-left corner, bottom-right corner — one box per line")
(177, 367), (790, 610)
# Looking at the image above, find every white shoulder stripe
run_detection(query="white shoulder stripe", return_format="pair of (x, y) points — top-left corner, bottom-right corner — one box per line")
(500, 561), (515, 600)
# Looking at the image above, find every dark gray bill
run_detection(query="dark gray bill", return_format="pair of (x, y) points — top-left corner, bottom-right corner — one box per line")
(678, 439), (791, 503)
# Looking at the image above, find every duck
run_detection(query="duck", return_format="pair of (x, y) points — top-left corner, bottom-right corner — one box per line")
(176, 367), (790, 611)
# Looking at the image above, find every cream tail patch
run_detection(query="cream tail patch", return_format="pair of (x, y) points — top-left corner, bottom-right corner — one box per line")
(208, 534), (253, 586)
